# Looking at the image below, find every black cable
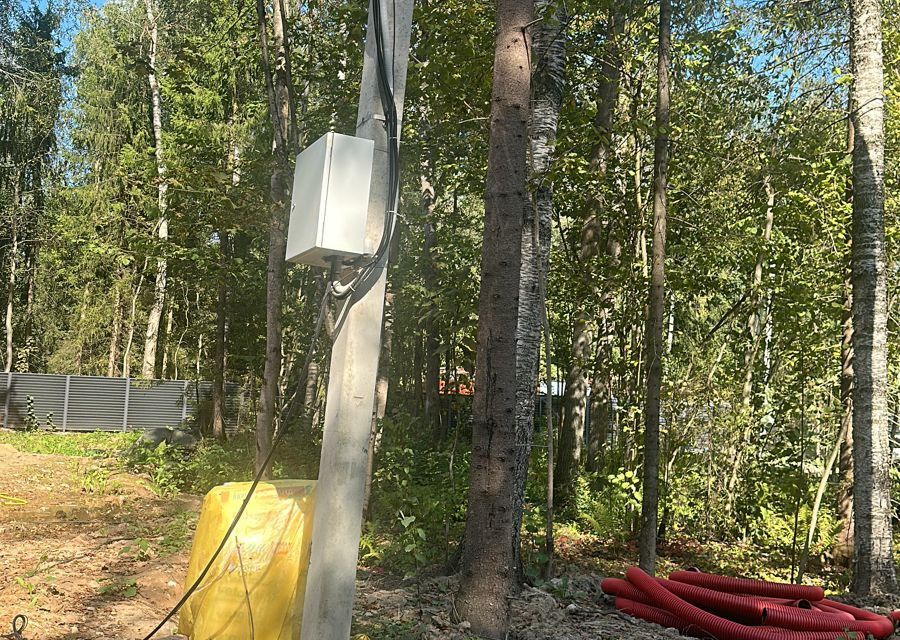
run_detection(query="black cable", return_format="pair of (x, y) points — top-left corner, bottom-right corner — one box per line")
(332, 0), (399, 299)
(141, 292), (330, 640)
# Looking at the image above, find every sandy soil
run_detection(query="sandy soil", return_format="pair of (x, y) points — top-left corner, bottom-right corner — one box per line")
(0, 444), (672, 640)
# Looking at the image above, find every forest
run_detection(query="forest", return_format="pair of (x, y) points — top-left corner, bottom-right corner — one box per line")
(1, 0), (899, 638)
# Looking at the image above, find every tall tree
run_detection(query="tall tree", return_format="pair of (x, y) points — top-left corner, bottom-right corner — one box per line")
(554, 5), (624, 510)
(454, 0), (533, 636)
(637, 0), (671, 575)
(513, 0), (567, 577)
(849, 0), (895, 596)
(140, 0), (169, 379)
(254, 0), (295, 474)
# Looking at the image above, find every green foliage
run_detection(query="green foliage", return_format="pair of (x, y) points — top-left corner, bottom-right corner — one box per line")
(23, 396), (38, 431)
(98, 577), (139, 598)
(0, 430), (139, 457)
(365, 413), (470, 573)
(124, 431), (319, 496)
(77, 463), (110, 495)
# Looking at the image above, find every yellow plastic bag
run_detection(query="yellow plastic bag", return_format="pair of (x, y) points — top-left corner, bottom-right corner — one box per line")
(178, 480), (316, 640)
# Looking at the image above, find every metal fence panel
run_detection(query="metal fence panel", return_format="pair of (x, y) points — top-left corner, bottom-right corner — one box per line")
(65, 376), (128, 430)
(5, 373), (67, 429)
(1, 372), (246, 432)
(128, 379), (187, 430)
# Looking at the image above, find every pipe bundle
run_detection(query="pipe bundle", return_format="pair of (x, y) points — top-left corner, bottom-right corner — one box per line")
(601, 567), (897, 640)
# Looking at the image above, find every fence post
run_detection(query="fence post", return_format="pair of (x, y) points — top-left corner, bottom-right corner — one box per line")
(181, 380), (189, 423)
(62, 375), (71, 432)
(123, 377), (130, 431)
(2, 372), (10, 428)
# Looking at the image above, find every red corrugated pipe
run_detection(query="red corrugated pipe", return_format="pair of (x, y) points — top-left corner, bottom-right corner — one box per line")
(761, 601), (892, 636)
(624, 567), (865, 640)
(614, 597), (693, 634)
(811, 602), (856, 621)
(669, 569), (825, 602)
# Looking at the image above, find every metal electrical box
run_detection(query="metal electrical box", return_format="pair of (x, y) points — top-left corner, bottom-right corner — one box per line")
(286, 131), (374, 268)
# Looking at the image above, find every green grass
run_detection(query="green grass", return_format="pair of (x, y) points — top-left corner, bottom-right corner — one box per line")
(0, 429), (139, 457)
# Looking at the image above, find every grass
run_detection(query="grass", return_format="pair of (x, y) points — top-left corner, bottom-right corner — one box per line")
(0, 428), (321, 496)
(0, 429), (139, 457)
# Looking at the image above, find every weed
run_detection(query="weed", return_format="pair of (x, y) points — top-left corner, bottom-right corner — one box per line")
(78, 464), (110, 495)
(121, 538), (152, 561)
(0, 430), (139, 457)
(98, 577), (138, 598)
(14, 576), (39, 608)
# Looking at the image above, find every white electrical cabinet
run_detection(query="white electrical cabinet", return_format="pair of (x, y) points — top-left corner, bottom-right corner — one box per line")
(286, 131), (374, 268)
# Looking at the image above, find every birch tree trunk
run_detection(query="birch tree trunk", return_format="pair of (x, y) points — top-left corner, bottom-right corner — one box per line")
(254, 0), (294, 475)
(638, 0), (670, 575)
(849, 0), (895, 595)
(512, 0), (567, 579)
(454, 1), (532, 635)
(140, 0), (168, 380)
(5, 217), (16, 373)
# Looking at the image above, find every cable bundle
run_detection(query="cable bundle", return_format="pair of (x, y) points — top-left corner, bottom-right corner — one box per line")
(602, 567), (898, 640)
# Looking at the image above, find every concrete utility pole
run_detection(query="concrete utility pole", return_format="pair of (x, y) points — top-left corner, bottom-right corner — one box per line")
(300, 1), (413, 638)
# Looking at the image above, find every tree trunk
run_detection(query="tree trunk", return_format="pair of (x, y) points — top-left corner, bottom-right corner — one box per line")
(107, 280), (123, 377)
(160, 303), (174, 378)
(22, 244), (35, 371)
(836, 274), (854, 565)
(211, 231), (230, 441)
(512, 0), (567, 581)
(637, 0), (670, 576)
(5, 218), (16, 373)
(554, 312), (589, 511)
(421, 161), (442, 440)
(254, 0), (294, 476)
(556, 6), (623, 497)
(122, 262), (147, 379)
(797, 418), (849, 582)
(726, 176), (776, 507)
(542, 285), (554, 579)
(849, 0), (895, 596)
(363, 291), (393, 520)
(454, 1), (532, 635)
(836, 103), (856, 569)
(140, 0), (169, 380)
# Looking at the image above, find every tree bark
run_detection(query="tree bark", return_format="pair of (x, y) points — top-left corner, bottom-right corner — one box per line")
(5, 217), (16, 373)
(837, 104), (856, 568)
(512, 0), (567, 581)
(254, 0), (294, 475)
(454, 1), (532, 635)
(122, 262), (147, 379)
(797, 418), (849, 582)
(211, 231), (229, 441)
(836, 274), (854, 566)
(363, 291), (392, 520)
(554, 312), (589, 511)
(849, 0), (895, 596)
(107, 279), (123, 377)
(637, 0), (670, 576)
(140, 0), (169, 380)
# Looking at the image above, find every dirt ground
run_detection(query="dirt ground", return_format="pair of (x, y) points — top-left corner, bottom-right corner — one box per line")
(0, 444), (673, 640)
